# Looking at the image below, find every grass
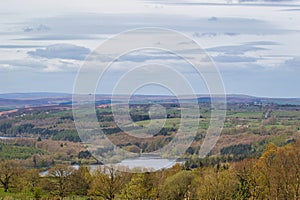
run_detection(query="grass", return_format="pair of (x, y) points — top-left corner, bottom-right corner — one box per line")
(0, 189), (33, 199)
(0, 143), (45, 160)
(135, 118), (180, 127)
(0, 189), (91, 200)
(226, 111), (263, 118)
(273, 110), (300, 118)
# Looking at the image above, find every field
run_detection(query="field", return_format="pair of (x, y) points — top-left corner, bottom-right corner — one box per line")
(0, 95), (300, 199)
(0, 96), (299, 163)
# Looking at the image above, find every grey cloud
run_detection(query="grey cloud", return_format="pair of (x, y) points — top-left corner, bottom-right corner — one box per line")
(208, 16), (218, 21)
(0, 59), (47, 70)
(240, 0), (295, 2)
(280, 8), (300, 11)
(245, 41), (280, 46)
(212, 55), (258, 63)
(116, 54), (181, 63)
(282, 57), (300, 69)
(0, 58), (80, 73)
(28, 44), (91, 60)
(206, 41), (279, 55)
(23, 24), (50, 32)
(193, 32), (240, 37)
(17, 13), (295, 41)
(145, 0), (300, 7)
(191, 17), (293, 35)
(16, 35), (100, 41)
(206, 44), (267, 55)
(215, 61), (269, 73)
(0, 45), (43, 48)
(224, 32), (240, 36)
(193, 32), (218, 37)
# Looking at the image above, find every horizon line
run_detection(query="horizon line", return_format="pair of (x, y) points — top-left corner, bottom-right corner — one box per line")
(0, 92), (299, 99)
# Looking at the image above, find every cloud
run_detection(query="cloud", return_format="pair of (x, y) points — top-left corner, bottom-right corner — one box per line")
(16, 13), (294, 42)
(16, 35), (99, 41)
(0, 45), (43, 49)
(208, 16), (218, 21)
(282, 57), (300, 70)
(206, 44), (267, 55)
(214, 54), (296, 72)
(23, 24), (50, 32)
(28, 44), (91, 60)
(193, 32), (218, 37)
(0, 59), (47, 71)
(212, 55), (258, 62)
(206, 41), (279, 55)
(146, 0), (300, 7)
(205, 41), (288, 69)
(280, 8), (300, 11)
(1, 0), (299, 97)
(240, 0), (295, 2)
(0, 57), (81, 73)
(193, 32), (241, 37)
(115, 51), (182, 63)
(245, 41), (279, 46)
(42, 65), (62, 72)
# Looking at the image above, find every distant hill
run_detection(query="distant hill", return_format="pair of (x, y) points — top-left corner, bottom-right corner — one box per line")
(0, 93), (300, 109)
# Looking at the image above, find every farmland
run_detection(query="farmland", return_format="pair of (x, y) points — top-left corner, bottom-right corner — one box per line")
(0, 94), (300, 199)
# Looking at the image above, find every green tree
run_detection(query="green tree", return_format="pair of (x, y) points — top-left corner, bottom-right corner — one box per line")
(160, 170), (195, 200)
(89, 166), (129, 200)
(69, 165), (92, 196)
(195, 166), (238, 200)
(48, 164), (75, 198)
(233, 158), (260, 199)
(24, 168), (40, 193)
(255, 142), (300, 199)
(120, 173), (156, 200)
(0, 160), (19, 192)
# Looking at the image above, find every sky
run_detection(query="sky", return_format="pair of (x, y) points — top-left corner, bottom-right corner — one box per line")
(0, 0), (300, 97)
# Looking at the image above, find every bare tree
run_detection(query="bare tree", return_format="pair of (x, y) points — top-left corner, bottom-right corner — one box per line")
(48, 164), (75, 198)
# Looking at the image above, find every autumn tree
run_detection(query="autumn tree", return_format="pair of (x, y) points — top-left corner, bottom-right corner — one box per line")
(47, 164), (75, 198)
(288, 141), (300, 200)
(195, 166), (238, 200)
(255, 142), (300, 199)
(24, 168), (40, 193)
(0, 160), (19, 192)
(69, 165), (92, 196)
(89, 166), (129, 200)
(160, 170), (195, 200)
(233, 158), (260, 199)
(119, 171), (161, 200)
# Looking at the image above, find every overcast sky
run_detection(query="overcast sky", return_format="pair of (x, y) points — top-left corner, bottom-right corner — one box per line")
(0, 0), (300, 97)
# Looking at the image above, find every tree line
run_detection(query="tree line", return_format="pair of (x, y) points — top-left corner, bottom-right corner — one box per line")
(0, 140), (300, 199)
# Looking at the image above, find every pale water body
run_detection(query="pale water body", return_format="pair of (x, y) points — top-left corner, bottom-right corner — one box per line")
(0, 136), (180, 173)
(73, 157), (178, 171)
(40, 157), (180, 176)
(0, 136), (17, 139)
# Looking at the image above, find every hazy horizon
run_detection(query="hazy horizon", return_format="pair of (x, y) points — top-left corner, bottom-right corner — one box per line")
(0, 91), (299, 99)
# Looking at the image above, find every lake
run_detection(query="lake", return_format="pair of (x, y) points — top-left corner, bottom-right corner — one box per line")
(73, 156), (179, 171)
(0, 136), (17, 140)
(40, 157), (181, 176)
(0, 136), (182, 173)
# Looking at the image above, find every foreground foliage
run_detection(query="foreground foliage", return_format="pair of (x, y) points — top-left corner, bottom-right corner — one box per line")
(0, 141), (299, 199)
